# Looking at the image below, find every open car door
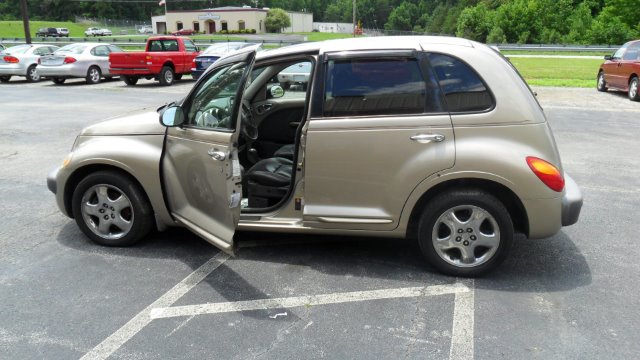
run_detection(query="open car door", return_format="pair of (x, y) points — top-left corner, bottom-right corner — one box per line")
(160, 48), (257, 254)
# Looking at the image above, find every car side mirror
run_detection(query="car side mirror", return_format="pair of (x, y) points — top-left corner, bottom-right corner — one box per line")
(604, 55), (612, 60)
(268, 85), (284, 99)
(160, 106), (185, 127)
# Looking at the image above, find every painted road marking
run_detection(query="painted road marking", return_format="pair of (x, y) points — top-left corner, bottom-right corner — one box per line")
(451, 279), (475, 360)
(150, 282), (472, 319)
(80, 252), (231, 360)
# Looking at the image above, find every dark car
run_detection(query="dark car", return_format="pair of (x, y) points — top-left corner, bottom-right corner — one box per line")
(191, 42), (257, 80)
(36, 28), (59, 38)
(171, 28), (196, 36)
(597, 40), (640, 101)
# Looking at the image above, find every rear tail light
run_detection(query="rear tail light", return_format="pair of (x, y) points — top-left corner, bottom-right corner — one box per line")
(3, 56), (19, 63)
(63, 57), (76, 64)
(526, 156), (564, 192)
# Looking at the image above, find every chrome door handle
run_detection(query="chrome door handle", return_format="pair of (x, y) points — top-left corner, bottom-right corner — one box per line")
(410, 134), (445, 143)
(207, 149), (226, 161)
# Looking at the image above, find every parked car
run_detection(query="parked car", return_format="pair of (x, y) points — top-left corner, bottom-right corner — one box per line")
(277, 61), (312, 90)
(191, 42), (258, 80)
(56, 28), (69, 37)
(171, 28), (196, 36)
(109, 36), (199, 86)
(138, 25), (153, 34)
(0, 44), (59, 82)
(36, 28), (59, 37)
(99, 28), (112, 36)
(597, 40), (640, 101)
(47, 37), (582, 277)
(0, 44), (5, 51)
(37, 43), (123, 84)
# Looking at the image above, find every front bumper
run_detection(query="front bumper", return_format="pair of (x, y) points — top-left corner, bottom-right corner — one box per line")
(47, 167), (59, 194)
(561, 173), (582, 226)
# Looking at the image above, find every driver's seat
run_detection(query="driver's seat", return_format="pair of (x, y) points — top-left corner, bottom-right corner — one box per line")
(245, 157), (293, 208)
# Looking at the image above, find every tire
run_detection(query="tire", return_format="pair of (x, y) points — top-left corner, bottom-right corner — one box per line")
(628, 76), (640, 102)
(0, 75), (11, 83)
(26, 65), (40, 82)
(159, 66), (174, 86)
(417, 189), (514, 277)
(122, 75), (139, 86)
(597, 71), (608, 92)
(174, 74), (183, 81)
(86, 66), (101, 84)
(52, 77), (66, 85)
(71, 171), (153, 247)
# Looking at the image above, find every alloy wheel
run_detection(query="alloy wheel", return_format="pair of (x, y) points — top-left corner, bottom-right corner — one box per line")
(80, 184), (134, 240)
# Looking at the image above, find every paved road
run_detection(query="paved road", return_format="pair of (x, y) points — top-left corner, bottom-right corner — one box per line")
(0, 78), (638, 359)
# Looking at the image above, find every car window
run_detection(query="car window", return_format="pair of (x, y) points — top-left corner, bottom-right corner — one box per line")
(270, 60), (312, 99)
(323, 57), (428, 117)
(185, 62), (248, 130)
(183, 40), (197, 52)
(56, 44), (88, 54)
(48, 46), (59, 53)
(91, 46), (109, 57)
(33, 47), (50, 56)
(612, 43), (629, 60)
(108, 45), (123, 53)
(149, 40), (179, 52)
(428, 53), (494, 113)
(623, 43), (640, 61)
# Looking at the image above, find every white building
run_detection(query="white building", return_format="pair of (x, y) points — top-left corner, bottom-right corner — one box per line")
(152, 7), (313, 35)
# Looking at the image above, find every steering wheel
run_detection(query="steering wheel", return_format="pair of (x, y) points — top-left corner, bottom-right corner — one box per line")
(240, 99), (258, 141)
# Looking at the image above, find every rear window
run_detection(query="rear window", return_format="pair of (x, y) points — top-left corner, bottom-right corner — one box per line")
(5, 45), (31, 54)
(324, 58), (428, 117)
(56, 44), (88, 54)
(148, 40), (179, 52)
(428, 53), (494, 113)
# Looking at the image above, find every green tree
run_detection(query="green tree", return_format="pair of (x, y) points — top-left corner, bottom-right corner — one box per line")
(588, 7), (633, 44)
(385, 1), (419, 31)
(265, 8), (291, 33)
(486, 25), (507, 43)
(456, 3), (494, 41)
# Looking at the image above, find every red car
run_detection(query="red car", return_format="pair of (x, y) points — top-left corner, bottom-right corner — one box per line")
(597, 40), (640, 101)
(171, 28), (196, 36)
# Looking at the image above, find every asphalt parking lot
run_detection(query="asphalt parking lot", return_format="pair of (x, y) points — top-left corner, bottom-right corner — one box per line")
(1, 77), (639, 359)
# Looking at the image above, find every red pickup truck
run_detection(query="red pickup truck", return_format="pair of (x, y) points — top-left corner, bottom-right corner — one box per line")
(109, 36), (199, 86)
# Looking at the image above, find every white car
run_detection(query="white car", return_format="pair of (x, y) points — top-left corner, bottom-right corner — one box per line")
(37, 43), (123, 84)
(138, 26), (153, 34)
(56, 28), (69, 37)
(84, 28), (111, 37)
(0, 44), (59, 82)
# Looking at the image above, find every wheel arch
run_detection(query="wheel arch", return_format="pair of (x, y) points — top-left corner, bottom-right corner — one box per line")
(162, 61), (175, 70)
(405, 178), (529, 240)
(629, 73), (639, 83)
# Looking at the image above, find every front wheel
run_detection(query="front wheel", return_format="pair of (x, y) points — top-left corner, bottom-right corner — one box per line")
(52, 77), (66, 85)
(86, 66), (101, 84)
(159, 66), (174, 86)
(629, 77), (640, 102)
(122, 75), (139, 86)
(597, 71), (608, 92)
(71, 171), (154, 247)
(26, 65), (40, 82)
(417, 189), (514, 277)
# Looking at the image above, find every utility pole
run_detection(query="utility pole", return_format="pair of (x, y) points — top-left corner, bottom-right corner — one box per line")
(19, 0), (32, 44)
(352, 0), (356, 37)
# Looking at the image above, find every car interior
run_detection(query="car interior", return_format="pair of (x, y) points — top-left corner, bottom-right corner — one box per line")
(237, 57), (314, 211)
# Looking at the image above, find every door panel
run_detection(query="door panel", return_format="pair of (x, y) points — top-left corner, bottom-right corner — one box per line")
(252, 98), (305, 157)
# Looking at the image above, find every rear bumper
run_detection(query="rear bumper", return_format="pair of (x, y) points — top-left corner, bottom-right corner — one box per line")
(0, 64), (27, 76)
(47, 167), (58, 194)
(191, 69), (204, 80)
(561, 173), (582, 226)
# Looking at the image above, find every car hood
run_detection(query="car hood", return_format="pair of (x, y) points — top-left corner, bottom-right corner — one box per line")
(80, 110), (166, 136)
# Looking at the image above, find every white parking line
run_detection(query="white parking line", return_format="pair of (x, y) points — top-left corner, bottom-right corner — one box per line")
(450, 279), (475, 360)
(150, 282), (472, 319)
(80, 252), (231, 360)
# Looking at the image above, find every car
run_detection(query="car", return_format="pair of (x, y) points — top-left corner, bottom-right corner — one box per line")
(99, 28), (112, 36)
(0, 44), (59, 82)
(277, 61), (312, 90)
(56, 28), (69, 37)
(47, 36), (582, 277)
(139, 25), (153, 34)
(36, 28), (59, 37)
(171, 28), (196, 36)
(37, 43), (123, 85)
(191, 42), (259, 80)
(597, 40), (640, 101)
(84, 28), (100, 37)
(0, 44), (5, 51)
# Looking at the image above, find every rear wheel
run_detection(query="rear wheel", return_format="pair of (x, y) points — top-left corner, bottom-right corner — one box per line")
(26, 65), (40, 82)
(0, 75), (11, 83)
(72, 171), (154, 247)
(417, 189), (514, 277)
(122, 75), (139, 86)
(629, 76), (640, 101)
(52, 77), (66, 85)
(159, 66), (174, 86)
(597, 71), (608, 92)
(86, 66), (101, 84)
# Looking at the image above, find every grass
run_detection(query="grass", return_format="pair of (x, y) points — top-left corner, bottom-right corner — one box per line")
(502, 50), (611, 57)
(0, 21), (86, 38)
(295, 32), (356, 41)
(508, 57), (602, 88)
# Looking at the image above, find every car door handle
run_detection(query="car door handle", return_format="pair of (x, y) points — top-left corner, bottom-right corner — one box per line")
(207, 149), (226, 161)
(410, 134), (445, 143)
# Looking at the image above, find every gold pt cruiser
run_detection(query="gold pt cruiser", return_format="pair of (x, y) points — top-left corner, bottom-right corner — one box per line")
(48, 37), (582, 276)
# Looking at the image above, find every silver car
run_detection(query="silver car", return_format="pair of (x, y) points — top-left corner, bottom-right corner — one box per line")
(0, 44), (59, 82)
(37, 43), (123, 85)
(48, 37), (582, 277)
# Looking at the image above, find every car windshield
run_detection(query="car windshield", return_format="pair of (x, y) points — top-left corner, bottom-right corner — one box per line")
(5, 45), (31, 54)
(204, 43), (246, 54)
(56, 44), (88, 54)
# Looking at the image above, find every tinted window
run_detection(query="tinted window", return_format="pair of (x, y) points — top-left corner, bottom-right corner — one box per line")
(428, 53), (493, 113)
(324, 58), (427, 117)
(623, 43), (640, 61)
(184, 40), (197, 52)
(149, 40), (179, 52)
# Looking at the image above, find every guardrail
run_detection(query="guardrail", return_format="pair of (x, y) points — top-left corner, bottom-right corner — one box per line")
(0, 37), (622, 52)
